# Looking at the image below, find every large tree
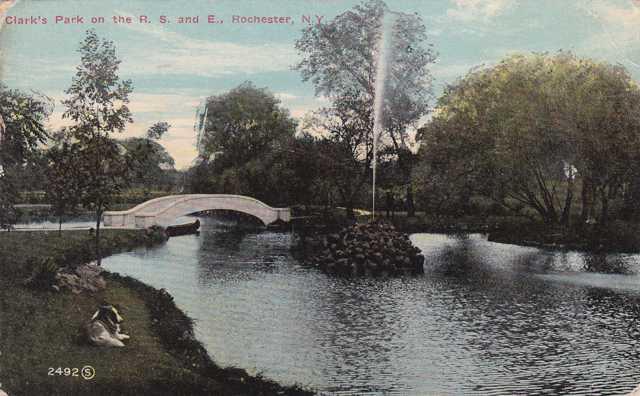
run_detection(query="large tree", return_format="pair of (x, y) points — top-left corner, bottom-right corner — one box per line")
(418, 52), (640, 225)
(0, 85), (52, 168)
(0, 85), (52, 230)
(61, 29), (133, 262)
(295, 0), (436, 216)
(198, 82), (296, 164)
(192, 82), (298, 205)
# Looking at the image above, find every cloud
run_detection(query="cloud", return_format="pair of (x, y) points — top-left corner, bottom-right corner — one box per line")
(580, 0), (640, 67)
(2, 54), (76, 85)
(114, 10), (298, 77)
(127, 93), (204, 114)
(446, 0), (516, 22)
(430, 61), (484, 81)
(45, 93), (201, 168)
(274, 92), (298, 101)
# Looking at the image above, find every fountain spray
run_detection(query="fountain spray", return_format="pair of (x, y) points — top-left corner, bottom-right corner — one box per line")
(194, 100), (208, 158)
(371, 11), (396, 221)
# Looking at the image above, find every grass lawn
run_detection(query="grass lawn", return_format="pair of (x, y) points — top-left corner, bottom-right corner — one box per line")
(0, 230), (313, 395)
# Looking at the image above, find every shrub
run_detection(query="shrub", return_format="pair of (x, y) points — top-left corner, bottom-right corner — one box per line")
(23, 257), (58, 290)
(145, 225), (168, 245)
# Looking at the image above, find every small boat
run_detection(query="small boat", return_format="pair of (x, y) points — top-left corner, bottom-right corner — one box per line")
(166, 219), (200, 237)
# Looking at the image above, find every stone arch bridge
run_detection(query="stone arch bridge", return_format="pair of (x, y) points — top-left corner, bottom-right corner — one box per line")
(103, 194), (291, 228)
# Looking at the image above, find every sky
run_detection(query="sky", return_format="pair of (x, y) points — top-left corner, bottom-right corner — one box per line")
(1, 0), (640, 168)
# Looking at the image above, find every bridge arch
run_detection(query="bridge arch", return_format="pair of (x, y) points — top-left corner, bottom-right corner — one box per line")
(103, 194), (290, 228)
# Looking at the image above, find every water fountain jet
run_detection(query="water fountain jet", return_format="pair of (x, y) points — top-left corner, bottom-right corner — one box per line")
(371, 10), (398, 220)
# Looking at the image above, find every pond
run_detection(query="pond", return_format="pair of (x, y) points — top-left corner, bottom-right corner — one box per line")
(102, 217), (640, 395)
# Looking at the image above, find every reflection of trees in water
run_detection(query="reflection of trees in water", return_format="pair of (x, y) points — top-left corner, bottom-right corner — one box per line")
(582, 253), (630, 274)
(196, 224), (285, 284)
(199, 227), (252, 253)
(509, 251), (556, 273)
(432, 238), (491, 280)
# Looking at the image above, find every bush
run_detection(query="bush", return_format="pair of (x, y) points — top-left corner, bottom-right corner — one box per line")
(589, 220), (640, 252)
(23, 257), (58, 290)
(145, 225), (169, 245)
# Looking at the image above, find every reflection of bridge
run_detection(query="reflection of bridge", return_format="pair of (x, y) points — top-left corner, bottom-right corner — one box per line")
(103, 194), (291, 228)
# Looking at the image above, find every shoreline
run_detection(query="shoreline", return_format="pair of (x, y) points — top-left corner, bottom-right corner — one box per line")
(86, 232), (314, 395)
(0, 229), (313, 396)
(105, 271), (313, 395)
(385, 215), (640, 254)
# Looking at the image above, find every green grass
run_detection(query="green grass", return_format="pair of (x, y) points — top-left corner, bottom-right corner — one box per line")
(0, 230), (314, 395)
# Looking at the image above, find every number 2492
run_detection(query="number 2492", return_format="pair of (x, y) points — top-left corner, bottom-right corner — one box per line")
(48, 367), (80, 376)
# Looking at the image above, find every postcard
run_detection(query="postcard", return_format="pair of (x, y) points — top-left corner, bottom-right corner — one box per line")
(2, 0), (640, 395)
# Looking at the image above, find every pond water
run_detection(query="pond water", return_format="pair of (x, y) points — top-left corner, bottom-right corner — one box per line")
(13, 213), (97, 230)
(13, 215), (194, 230)
(102, 217), (640, 395)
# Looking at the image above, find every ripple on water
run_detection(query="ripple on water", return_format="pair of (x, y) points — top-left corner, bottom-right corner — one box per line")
(102, 221), (640, 395)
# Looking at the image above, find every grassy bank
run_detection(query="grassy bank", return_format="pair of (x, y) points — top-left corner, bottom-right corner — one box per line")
(0, 230), (313, 395)
(14, 203), (141, 225)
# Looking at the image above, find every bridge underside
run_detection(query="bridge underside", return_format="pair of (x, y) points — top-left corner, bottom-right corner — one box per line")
(103, 194), (291, 229)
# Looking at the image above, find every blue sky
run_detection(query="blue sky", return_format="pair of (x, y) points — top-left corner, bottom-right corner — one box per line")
(1, 0), (639, 168)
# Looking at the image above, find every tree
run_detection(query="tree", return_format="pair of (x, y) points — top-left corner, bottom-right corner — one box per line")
(0, 85), (52, 230)
(45, 131), (83, 234)
(417, 52), (640, 226)
(191, 82), (297, 205)
(121, 136), (175, 190)
(62, 29), (133, 262)
(295, 0), (436, 216)
(0, 85), (52, 168)
(146, 121), (170, 140)
(0, 175), (18, 231)
(198, 82), (296, 165)
(123, 121), (174, 191)
(301, 99), (374, 216)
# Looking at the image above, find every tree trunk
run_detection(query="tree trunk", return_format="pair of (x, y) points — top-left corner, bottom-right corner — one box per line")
(580, 177), (592, 223)
(600, 188), (609, 226)
(96, 209), (102, 265)
(59, 216), (63, 236)
(560, 174), (574, 227)
(406, 184), (415, 217)
(560, 192), (573, 226)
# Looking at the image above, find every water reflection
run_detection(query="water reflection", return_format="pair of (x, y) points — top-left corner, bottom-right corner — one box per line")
(583, 253), (631, 274)
(102, 222), (640, 395)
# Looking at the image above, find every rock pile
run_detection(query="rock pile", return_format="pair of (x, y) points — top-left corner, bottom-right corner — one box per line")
(24, 260), (107, 294)
(310, 222), (425, 276)
(55, 262), (107, 294)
